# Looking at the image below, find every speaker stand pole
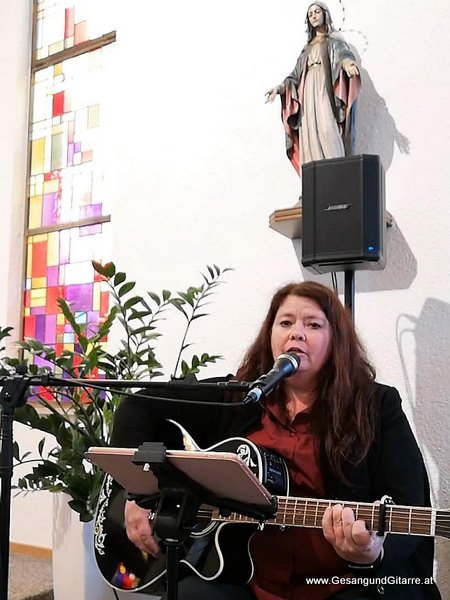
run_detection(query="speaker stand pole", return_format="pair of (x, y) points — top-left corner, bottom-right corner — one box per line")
(344, 271), (355, 322)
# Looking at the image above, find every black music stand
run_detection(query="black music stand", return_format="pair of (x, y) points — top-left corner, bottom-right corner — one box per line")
(86, 443), (278, 600)
(0, 373), (251, 600)
(0, 372), (30, 600)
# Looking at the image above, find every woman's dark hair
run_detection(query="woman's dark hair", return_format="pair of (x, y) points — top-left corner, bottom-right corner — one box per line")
(236, 281), (376, 481)
(305, 2), (335, 42)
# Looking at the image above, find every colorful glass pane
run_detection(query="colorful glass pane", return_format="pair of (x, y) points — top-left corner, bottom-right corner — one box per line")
(35, 0), (116, 60)
(29, 49), (111, 229)
(24, 0), (115, 382)
(23, 223), (112, 362)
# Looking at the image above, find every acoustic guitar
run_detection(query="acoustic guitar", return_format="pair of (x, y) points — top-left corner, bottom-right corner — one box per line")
(93, 436), (449, 593)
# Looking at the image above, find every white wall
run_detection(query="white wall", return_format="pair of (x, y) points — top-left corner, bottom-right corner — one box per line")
(0, 0), (30, 343)
(2, 0), (450, 595)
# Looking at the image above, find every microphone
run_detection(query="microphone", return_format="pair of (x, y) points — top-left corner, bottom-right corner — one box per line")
(243, 352), (300, 404)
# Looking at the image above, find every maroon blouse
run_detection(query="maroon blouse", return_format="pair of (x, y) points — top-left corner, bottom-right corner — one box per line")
(247, 400), (352, 600)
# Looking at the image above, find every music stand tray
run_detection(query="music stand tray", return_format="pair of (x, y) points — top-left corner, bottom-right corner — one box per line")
(86, 446), (274, 508)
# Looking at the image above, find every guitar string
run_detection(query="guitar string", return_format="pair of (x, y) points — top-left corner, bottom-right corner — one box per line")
(196, 510), (444, 523)
(195, 504), (450, 532)
(195, 514), (450, 534)
(272, 508), (445, 529)
(196, 503), (448, 517)
(198, 503), (445, 520)
(196, 516), (450, 534)
(204, 512), (450, 529)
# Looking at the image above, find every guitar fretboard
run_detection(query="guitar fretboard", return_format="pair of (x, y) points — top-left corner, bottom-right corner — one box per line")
(207, 497), (446, 538)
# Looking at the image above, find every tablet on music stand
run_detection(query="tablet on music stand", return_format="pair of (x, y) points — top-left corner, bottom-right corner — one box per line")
(86, 446), (274, 508)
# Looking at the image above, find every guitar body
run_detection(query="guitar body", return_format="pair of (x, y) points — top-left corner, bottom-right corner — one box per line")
(94, 431), (448, 593)
(183, 522), (258, 584)
(93, 436), (288, 592)
(94, 475), (168, 592)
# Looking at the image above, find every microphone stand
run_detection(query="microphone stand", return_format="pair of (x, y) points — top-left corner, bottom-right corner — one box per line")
(344, 270), (355, 322)
(131, 442), (278, 600)
(0, 372), (250, 600)
(0, 371), (30, 600)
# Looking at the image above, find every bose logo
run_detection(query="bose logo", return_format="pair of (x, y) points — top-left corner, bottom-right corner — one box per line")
(324, 204), (351, 211)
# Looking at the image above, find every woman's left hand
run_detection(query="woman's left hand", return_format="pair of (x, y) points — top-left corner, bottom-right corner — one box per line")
(322, 504), (384, 565)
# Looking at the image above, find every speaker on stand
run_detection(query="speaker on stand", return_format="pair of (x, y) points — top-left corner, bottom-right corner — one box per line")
(301, 154), (386, 318)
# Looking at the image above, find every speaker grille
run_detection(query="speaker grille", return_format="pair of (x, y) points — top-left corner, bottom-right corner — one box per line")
(301, 155), (385, 274)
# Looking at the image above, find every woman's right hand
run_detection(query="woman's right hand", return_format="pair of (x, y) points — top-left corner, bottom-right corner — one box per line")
(265, 87), (279, 103)
(124, 499), (160, 556)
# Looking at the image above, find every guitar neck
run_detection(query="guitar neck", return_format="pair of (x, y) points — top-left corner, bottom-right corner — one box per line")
(211, 497), (441, 538)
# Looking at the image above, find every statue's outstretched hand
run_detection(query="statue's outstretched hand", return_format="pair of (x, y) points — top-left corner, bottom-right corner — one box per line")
(342, 60), (360, 78)
(265, 87), (279, 103)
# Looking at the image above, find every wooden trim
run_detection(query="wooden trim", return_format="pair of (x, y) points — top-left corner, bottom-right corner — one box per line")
(32, 31), (117, 72)
(27, 214), (111, 237)
(269, 207), (393, 240)
(269, 206), (303, 240)
(10, 542), (52, 560)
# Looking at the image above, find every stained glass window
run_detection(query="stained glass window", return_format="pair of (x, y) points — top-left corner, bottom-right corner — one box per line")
(29, 51), (111, 228)
(23, 224), (111, 355)
(35, 0), (116, 61)
(24, 0), (116, 358)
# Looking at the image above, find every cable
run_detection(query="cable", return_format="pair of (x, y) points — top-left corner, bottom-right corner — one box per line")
(331, 272), (338, 294)
(37, 383), (249, 407)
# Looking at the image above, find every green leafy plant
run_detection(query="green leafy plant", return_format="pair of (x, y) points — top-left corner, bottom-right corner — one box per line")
(1, 262), (230, 521)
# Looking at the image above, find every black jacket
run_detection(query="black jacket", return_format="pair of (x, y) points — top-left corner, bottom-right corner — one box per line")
(112, 380), (441, 599)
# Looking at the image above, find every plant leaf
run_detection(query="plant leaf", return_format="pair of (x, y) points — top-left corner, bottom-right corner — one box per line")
(147, 292), (160, 306)
(118, 282), (136, 298)
(113, 272), (126, 286)
(92, 260), (115, 278)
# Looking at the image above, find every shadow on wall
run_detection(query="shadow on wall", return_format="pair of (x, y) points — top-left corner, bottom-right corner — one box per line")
(292, 220), (417, 292)
(353, 60), (410, 171)
(288, 51), (417, 292)
(397, 298), (450, 596)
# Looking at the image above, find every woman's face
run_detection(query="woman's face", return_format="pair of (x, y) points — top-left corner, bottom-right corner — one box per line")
(307, 4), (325, 28)
(270, 294), (331, 385)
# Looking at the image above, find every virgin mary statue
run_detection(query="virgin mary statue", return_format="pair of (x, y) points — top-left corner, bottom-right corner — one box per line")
(266, 2), (361, 174)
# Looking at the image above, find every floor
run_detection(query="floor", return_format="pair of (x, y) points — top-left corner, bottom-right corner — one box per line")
(8, 551), (163, 600)
(8, 553), (53, 600)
